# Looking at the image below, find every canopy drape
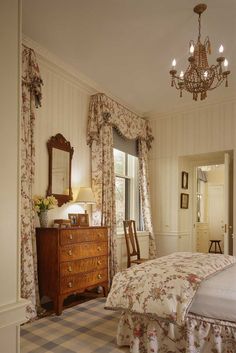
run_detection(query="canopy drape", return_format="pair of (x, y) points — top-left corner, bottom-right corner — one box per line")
(21, 45), (43, 320)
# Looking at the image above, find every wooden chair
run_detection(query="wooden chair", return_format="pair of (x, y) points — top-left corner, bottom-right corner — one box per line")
(123, 220), (149, 268)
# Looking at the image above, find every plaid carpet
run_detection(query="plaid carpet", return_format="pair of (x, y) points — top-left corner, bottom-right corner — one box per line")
(21, 298), (129, 353)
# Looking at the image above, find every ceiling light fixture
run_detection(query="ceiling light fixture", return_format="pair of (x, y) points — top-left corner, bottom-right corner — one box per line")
(169, 3), (230, 101)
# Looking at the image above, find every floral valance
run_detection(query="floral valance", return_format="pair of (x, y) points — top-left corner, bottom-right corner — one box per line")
(22, 44), (43, 108)
(87, 93), (154, 149)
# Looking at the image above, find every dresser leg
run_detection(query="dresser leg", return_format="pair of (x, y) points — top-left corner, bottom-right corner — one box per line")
(102, 285), (108, 297)
(55, 296), (64, 315)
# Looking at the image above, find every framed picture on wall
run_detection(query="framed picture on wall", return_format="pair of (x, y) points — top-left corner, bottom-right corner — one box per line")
(180, 193), (189, 209)
(181, 171), (188, 189)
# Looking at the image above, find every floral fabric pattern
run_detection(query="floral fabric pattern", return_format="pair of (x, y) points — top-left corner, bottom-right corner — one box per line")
(105, 252), (236, 326)
(117, 311), (236, 353)
(21, 45), (43, 320)
(87, 93), (157, 278)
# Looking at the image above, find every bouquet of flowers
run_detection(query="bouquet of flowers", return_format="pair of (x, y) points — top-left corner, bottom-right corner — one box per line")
(33, 195), (58, 213)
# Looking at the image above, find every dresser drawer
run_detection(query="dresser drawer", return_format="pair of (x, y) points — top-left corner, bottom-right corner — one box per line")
(60, 241), (107, 261)
(60, 228), (107, 245)
(60, 256), (107, 276)
(60, 269), (108, 294)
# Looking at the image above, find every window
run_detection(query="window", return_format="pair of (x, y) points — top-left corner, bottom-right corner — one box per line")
(114, 148), (139, 232)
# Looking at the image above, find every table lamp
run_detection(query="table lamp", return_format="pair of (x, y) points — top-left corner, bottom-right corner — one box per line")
(75, 187), (96, 213)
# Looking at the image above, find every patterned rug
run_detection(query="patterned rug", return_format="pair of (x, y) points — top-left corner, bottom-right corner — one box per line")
(21, 298), (129, 353)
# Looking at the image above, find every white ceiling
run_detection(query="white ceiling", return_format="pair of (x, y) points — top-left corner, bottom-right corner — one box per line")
(22, 0), (236, 115)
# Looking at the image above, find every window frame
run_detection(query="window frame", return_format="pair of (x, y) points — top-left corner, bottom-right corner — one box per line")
(114, 148), (140, 232)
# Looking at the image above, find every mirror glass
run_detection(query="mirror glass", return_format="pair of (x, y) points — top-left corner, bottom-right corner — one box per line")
(47, 134), (74, 206)
(52, 148), (70, 195)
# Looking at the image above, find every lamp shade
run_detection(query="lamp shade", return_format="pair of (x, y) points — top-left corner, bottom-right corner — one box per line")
(75, 187), (96, 204)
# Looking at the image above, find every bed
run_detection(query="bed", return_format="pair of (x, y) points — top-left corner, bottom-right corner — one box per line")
(105, 252), (236, 353)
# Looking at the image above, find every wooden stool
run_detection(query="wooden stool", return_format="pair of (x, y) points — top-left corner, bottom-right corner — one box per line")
(208, 240), (222, 254)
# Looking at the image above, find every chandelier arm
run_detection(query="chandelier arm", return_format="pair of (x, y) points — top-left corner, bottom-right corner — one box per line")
(208, 77), (227, 91)
(171, 78), (182, 90)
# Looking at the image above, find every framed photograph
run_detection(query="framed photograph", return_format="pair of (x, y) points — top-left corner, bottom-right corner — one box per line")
(180, 193), (189, 209)
(68, 213), (79, 226)
(181, 171), (188, 189)
(68, 213), (89, 227)
(77, 213), (89, 227)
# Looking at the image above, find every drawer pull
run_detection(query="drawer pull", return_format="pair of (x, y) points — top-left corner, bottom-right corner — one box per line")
(67, 266), (72, 272)
(69, 234), (73, 240)
(98, 233), (103, 238)
(68, 249), (72, 256)
(97, 246), (102, 252)
(68, 282), (73, 288)
(97, 274), (102, 280)
(97, 260), (102, 266)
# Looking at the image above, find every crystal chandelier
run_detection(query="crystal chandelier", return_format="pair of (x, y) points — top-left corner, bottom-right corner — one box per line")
(169, 4), (230, 101)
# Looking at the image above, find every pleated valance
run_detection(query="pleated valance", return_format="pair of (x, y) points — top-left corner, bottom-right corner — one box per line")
(87, 93), (154, 149)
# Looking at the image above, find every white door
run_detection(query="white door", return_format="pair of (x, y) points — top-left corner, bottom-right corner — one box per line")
(208, 185), (224, 252)
(224, 152), (233, 255)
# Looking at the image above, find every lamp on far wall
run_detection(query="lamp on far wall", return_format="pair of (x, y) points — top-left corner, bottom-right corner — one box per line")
(75, 187), (96, 213)
(169, 3), (230, 101)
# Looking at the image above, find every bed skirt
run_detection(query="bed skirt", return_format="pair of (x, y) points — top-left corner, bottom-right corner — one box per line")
(117, 312), (236, 353)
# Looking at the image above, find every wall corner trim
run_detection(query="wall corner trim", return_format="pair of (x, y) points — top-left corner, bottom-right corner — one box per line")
(0, 299), (29, 329)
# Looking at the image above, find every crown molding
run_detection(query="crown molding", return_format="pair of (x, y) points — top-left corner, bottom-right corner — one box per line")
(22, 35), (142, 116)
(147, 94), (236, 120)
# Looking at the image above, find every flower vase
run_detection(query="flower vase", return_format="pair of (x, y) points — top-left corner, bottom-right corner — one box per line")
(39, 210), (48, 228)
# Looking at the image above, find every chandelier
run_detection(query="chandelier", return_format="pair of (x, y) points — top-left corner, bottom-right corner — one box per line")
(169, 3), (230, 101)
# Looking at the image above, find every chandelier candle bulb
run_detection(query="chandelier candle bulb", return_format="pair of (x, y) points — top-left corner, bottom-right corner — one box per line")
(172, 59), (176, 68)
(224, 59), (228, 68)
(219, 45), (224, 53)
(180, 71), (184, 79)
(190, 44), (194, 54)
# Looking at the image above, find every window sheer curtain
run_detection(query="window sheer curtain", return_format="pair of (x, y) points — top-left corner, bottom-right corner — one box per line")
(87, 93), (157, 280)
(21, 45), (43, 320)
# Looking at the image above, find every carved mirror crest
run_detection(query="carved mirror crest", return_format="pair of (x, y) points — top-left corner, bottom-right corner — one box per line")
(47, 133), (74, 206)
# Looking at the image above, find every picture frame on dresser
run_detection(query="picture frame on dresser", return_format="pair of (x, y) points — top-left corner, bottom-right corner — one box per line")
(68, 213), (79, 226)
(68, 213), (89, 227)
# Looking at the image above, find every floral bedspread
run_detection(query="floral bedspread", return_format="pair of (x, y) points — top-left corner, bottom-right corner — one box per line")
(105, 252), (236, 326)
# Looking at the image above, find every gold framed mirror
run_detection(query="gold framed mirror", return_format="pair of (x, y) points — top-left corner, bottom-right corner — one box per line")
(47, 133), (74, 206)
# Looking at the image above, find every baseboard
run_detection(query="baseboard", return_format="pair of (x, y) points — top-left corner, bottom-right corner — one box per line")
(0, 299), (29, 329)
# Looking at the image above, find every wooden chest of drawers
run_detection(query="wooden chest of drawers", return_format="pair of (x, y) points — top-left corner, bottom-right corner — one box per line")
(36, 226), (108, 315)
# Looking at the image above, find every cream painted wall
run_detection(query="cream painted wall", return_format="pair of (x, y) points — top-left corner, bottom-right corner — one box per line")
(33, 55), (92, 224)
(0, 1), (28, 352)
(149, 99), (236, 256)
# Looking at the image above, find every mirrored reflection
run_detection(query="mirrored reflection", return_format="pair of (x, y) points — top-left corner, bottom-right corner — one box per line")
(52, 148), (70, 195)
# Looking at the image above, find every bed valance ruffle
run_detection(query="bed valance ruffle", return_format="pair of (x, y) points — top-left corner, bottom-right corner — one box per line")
(87, 93), (153, 149)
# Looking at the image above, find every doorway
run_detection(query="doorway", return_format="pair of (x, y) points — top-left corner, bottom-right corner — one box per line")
(195, 164), (225, 254)
(192, 151), (233, 255)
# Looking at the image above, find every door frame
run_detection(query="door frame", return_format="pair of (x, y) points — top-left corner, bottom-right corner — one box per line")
(190, 151), (233, 255)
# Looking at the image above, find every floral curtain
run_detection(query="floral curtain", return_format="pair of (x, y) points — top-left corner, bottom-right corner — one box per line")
(21, 45), (43, 320)
(87, 93), (157, 278)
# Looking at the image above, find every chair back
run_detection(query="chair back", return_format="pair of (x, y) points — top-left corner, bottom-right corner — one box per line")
(123, 220), (141, 268)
